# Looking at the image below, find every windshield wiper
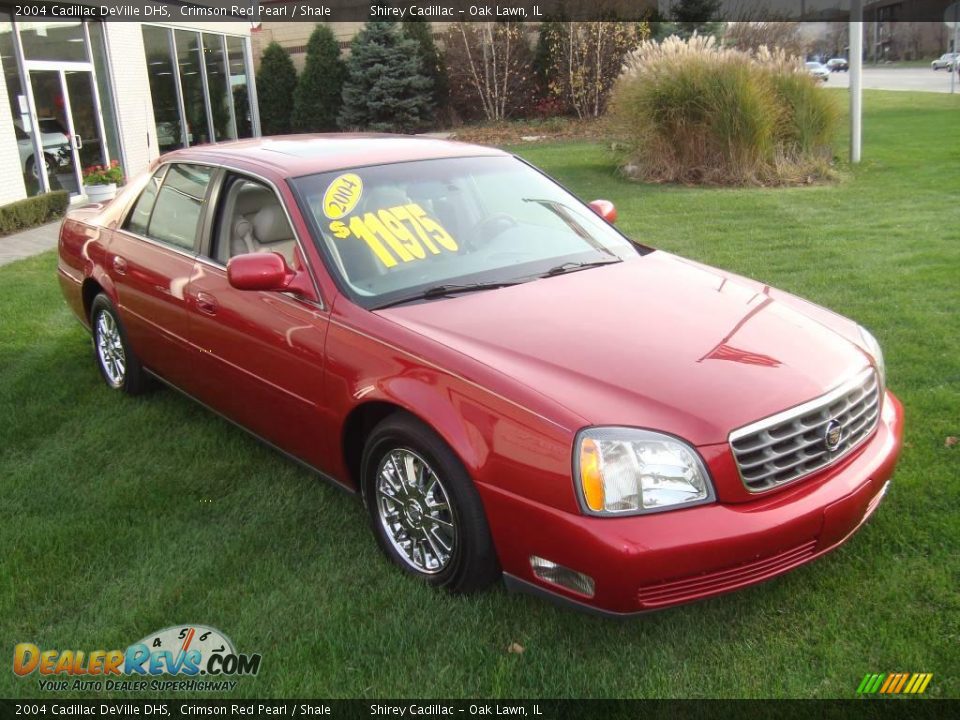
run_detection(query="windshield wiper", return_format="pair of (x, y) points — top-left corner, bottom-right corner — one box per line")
(373, 281), (526, 310)
(522, 198), (619, 259)
(541, 258), (622, 277)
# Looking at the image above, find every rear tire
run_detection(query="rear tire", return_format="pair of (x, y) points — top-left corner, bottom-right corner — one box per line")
(361, 413), (500, 594)
(90, 293), (150, 395)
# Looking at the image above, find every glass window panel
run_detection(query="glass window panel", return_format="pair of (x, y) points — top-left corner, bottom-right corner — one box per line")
(87, 22), (121, 166)
(175, 30), (210, 146)
(203, 33), (234, 142)
(125, 167), (166, 236)
(65, 71), (106, 172)
(142, 25), (183, 154)
(2, 13), (40, 196)
(27, 70), (76, 194)
(226, 36), (251, 138)
(17, 21), (87, 62)
(147, 164), (212, 250)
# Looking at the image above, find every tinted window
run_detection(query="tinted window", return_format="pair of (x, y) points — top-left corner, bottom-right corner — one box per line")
(211, 175), (296, 266)
(147, 164), (212, 251)
(125, 166), (166, 236)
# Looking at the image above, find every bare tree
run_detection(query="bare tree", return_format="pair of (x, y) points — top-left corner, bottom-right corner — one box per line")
(547, 22), (645, 119)
(724, 22), (805, 57)
(444, 23), (534, 122)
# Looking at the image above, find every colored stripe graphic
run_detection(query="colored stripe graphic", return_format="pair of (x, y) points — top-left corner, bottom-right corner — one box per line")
(858, 673), (932, 694)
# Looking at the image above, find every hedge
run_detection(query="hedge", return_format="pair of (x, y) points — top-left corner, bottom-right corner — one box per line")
(0, 191), (70, 237)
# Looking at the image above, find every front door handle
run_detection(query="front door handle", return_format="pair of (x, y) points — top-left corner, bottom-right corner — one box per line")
(196, 291), (218, 316)
(112, 256), (127, 275)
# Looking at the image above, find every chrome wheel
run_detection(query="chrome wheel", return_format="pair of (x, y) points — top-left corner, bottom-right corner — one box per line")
(95, 310), (126, 387)
(375, 449), (456, 574)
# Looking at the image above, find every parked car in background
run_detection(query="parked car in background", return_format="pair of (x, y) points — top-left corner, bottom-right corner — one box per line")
(57, 136), (902, 615)
(15, 118), (71, 180)
(826, 58), (849, 72)
(806, 61), (830, 82)
(931, 53), (958, 70)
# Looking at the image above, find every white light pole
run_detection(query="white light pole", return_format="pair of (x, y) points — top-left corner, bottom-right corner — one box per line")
(949, 3), (960, 94)
(850, 0), (863, 164)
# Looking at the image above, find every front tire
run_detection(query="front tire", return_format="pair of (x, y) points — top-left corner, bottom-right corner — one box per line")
(90, 294), (149, 395)
(361, 414), (500, 594)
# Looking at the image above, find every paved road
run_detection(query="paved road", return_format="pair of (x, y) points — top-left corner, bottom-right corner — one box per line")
(824, 67), (960, 94)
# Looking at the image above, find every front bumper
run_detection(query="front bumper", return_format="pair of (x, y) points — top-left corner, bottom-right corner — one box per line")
(484, 390), (903, 615)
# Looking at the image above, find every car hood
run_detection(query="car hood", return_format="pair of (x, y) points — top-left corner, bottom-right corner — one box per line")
(378, 252), (870, 445)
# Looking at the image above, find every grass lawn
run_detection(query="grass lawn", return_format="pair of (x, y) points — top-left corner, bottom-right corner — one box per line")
(1, 90), (958, 700)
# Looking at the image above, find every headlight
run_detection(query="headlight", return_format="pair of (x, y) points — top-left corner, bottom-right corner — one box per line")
(574, 428), (715, 516)
(858, 325), (886, 391)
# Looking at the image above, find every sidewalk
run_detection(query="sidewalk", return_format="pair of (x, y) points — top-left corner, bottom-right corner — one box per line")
(0, 221), (60, 268)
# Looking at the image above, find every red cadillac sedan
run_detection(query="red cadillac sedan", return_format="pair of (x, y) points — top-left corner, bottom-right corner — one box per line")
(57, 136), (902, 615)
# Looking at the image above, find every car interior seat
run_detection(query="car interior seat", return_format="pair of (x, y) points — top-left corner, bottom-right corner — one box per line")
(219, 181), (296, 266)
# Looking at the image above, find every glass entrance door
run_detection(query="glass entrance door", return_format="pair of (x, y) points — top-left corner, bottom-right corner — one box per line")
(28, 68), (107, 196)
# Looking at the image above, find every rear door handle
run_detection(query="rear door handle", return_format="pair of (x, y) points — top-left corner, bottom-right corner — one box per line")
(112, 256), (127, 275)
(196, 291), (218, 316)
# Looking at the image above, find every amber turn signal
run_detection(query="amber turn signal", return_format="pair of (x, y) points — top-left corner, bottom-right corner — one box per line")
(579, 437), (605, 511)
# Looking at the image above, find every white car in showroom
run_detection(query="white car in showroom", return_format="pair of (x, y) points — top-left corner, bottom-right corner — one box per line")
(15, 118), (71, 180)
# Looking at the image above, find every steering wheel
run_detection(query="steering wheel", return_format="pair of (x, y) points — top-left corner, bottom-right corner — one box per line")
(468, 213), (519, 244)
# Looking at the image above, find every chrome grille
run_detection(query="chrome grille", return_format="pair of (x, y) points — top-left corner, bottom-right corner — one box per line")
(729, 367), (881, 492)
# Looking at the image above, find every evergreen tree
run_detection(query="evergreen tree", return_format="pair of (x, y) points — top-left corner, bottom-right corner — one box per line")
(670, 0), (723, 39)
(338, 21), (433, 133)
(292, 25), (346, 132)
(402, 21), (447, 115)
(256, 42), (297, 135)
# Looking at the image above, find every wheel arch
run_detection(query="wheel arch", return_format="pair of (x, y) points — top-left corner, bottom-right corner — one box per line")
(81, 277), (104, 322)
(81, 268), (118, 323)
(340, 393), (485, 503)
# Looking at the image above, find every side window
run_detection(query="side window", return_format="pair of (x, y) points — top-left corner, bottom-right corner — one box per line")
(124, 166), (166, 236)
(146, 164), (213, 251)
(212, 175), (297, 266)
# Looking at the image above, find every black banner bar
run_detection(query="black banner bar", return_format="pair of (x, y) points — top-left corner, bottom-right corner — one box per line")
(0, 700), (957, 720)
(5, 0), (960, 23)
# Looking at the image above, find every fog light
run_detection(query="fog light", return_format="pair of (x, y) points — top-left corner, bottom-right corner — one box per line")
(530, 556), (595, 597)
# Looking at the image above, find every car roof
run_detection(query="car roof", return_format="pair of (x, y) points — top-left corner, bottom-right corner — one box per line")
(158, 134), (508, 178)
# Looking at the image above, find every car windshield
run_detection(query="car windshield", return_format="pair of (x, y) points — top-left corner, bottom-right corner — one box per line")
(291, 155), (643, 309)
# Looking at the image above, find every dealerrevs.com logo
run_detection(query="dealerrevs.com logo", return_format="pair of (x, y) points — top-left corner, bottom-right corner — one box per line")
(13, 625), (261, 692)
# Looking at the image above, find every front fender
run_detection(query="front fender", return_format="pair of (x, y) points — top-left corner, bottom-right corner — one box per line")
(324, 312), (581, 515)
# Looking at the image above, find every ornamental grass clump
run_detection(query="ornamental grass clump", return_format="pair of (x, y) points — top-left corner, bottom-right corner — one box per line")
(609, 35), (840, 186)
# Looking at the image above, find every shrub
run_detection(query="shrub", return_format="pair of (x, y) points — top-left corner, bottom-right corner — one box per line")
(292, 25), (346, 133)
(257, 42), (298, 135)
(609, 35), (840, 185)
(338, 21), (434, 133)
(0, 191), (69, 236)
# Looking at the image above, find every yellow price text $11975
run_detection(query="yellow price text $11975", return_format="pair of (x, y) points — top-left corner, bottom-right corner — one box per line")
(329, 203), (458, 269)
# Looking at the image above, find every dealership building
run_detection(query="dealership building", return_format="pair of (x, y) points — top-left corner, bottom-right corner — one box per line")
(0, 2), (260, 205)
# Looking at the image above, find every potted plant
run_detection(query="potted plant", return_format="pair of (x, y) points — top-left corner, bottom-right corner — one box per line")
(82, 160), (124, 203)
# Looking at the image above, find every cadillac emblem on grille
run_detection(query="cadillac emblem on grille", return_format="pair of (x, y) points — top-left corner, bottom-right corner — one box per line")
(728, 367), (881, 492)
(823, 420), (843, 451)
